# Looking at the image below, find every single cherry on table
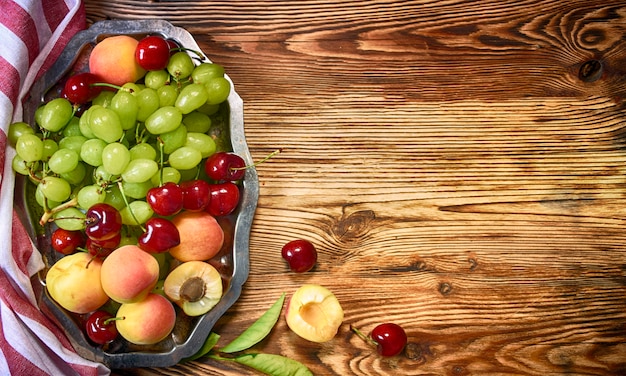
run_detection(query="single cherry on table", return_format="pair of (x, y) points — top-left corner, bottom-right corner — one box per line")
(281, 239), (318, 273)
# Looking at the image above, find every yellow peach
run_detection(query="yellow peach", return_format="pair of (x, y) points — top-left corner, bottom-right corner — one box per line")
(89, 35), (146, 86)
(169, 211), (224, 262)
(116, 293), (176, 345)
(46, 252), (109, 314)
(100, 245), (159, 304)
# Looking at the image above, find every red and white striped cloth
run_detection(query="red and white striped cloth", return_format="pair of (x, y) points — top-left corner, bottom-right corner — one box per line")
(0, 1), (110, 374)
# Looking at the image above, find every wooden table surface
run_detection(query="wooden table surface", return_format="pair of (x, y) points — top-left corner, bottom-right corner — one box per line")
(84, 1), (626, 375)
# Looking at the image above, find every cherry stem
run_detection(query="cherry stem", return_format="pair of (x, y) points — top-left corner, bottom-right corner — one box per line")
(104, 316), (125, 325)
(231, 148), (282, 171)
(157, 137), (165, 187)
(117, 181), (145, 232)
(350, 325), (379, 348)
(39, 197), (79, 226)
(170, 47), (206, 61)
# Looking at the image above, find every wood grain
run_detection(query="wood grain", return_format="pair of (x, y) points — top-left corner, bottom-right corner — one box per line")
(83, 1), (626, 375)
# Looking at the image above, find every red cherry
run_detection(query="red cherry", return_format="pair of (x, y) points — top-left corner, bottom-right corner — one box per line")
(165, 39), (181, 56)
(371, 323), (407, 357)
(86, 232), (121, 258)
(206, 182), (240, 216)
(180, 179), (211, 212)
(138, 217), (180, 253)
(146, 182), (184, 216)
(51, 228), (85, 255)
(85, 310), (118, 345)
(281, 239), (317, 273)
(62, 72), (103, 104)
(135, 35), (171, 71)
(85, 203), (122, 241)
(204, 152), (246, 181)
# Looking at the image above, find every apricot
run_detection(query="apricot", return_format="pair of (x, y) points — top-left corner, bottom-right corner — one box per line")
(285, 284), (344, 343)
(46, 252), (109, 314)
(116, 293), (176, 345)
(169, 211), (224, 262)
(89, 35), (146, 86)
(100, 245), (159, 304)
(163, 261), (223, 316)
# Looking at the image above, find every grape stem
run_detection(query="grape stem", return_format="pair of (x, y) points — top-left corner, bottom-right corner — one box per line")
(39, 197), (79, 226)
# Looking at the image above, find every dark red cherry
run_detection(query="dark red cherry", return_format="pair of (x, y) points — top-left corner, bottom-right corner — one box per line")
(135, 35), (171, 71)
(85, 310), (118, 345)
(62, 72), (103, 104)
(180, 179), (211, 212)
(281, 239), (317, 273)
(138, 217), (180, 253)
(204, 152), (246, 181)
(206, 182), (240, 216)
(85, 203), (122, 241)
(371, 323), (407, 357)
(146, 182), (184, 216)
(86, 232), (121, 258)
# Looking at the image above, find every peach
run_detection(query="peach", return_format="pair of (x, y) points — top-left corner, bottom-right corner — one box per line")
(100, 245), (159, 304)
(45, 252), (109, 314)
(285, 284), (344, 343)
(116, 293), (176, 345)
(169, 211), (224, 262)
(89, 35), (146, 86)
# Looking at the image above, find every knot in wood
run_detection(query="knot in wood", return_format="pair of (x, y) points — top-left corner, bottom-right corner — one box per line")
(439, 282), (453, 296)
(578, 60), (603, 83)
(331, 209), (375, 242)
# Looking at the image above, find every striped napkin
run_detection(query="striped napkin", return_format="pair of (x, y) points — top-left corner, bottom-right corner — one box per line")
(0, 1), (110, 375)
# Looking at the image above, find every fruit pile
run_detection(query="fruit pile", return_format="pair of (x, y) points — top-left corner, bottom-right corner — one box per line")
(10, 33), (247, 346)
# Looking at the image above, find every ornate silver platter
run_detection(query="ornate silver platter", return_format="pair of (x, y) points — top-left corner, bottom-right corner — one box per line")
(13, 19), (257, 369)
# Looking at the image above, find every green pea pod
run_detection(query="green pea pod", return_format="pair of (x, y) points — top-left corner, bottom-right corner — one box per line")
(183, 332), (220, 362)
(220, 293), (286, 353)
(217, 353), (313, 376)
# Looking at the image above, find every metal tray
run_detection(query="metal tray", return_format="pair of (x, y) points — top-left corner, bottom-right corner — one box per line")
(13, 19), (258, 369)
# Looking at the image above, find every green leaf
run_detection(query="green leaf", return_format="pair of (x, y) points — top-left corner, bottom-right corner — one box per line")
(211, 353), (313, 376)
(220, 293), (286, 353)
(183, 332), (221, 362)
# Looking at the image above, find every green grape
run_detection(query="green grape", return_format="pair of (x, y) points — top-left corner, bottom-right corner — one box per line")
(120, 200), (154, 226)
(129, 143), (157, 161)
(122, 82), (143, 94)
(196, 102), (220, 116)
(111, 90), (139, 130)
(145, 70), (170, 89)
(161, 125), (187, 154)
(12, 154), (31, 175)
(62, 117), (82, 137)
(102, 142), (131, 175)
(53, 207), (85, 231)
(167, 52), (194, 80)
(35, 183), (60, 209)
(58, 135), (87, 159)
(157, 85), (178, 107)
(89, 106), (124, 143)
(77, 184), (106, 209)
(175, 83), (209, 114)
(48, 148), (79, 174)
(186, 132), (217, 158)
(136, 87), (160, 122)
(151, 166), (181, 186)
(40, 176), (71, 202)
(144, 106), (182, 135)
(121, 158), (159, 183)
(41, 139), (59, 161)
(118, 230), (138, 247)
(60, 162), (87, 185)
(178, 166), (199, 182)
(79, 106), (97, 139)
(205, 77), (231, 105)
(92, 90), (115, 107)
(103, 184), (126, 211)
(191, 63), (225, 84)
(182, 111), (212, 133)
(38, 98), (73, 132)
(16, 134), (43, 162)
(168, 146), (202, 171)
(121, 180), (153, 199)
(34, 106), (45, 127)
(80, 138), (107, 166)
(8, 122), (35, 147)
